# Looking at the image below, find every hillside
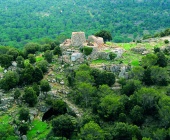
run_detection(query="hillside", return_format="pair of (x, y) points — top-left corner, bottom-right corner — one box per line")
(0, 31), (170, 139)
(0, 0), (170, 48)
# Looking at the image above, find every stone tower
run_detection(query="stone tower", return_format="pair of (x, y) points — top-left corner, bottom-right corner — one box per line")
(71, 32), (86, 47)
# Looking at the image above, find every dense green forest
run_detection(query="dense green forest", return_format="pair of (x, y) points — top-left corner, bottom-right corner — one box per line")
(0, 0), (170, 48)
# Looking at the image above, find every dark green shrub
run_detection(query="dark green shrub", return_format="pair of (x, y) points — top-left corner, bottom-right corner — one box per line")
(83, 47), (93, 55)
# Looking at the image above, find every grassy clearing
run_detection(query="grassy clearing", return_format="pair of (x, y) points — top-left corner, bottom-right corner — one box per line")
(122, 51), (142, 66)
(27, 119), (51, 140)
(0, 115), (18, 139)
(118, 43), (136, 50)
(103, 49), (111, 53)
(36, 56), (44, 62)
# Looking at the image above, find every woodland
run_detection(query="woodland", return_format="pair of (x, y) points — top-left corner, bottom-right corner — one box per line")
(0, 0), (170, 48)
(0, 0), (170, 140)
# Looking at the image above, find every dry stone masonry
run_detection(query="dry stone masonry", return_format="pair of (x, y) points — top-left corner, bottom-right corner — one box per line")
(71, 32), (86, 47)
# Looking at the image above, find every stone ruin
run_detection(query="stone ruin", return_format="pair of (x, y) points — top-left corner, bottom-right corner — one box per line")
(88, 35), (104, 48)
(71, 32), (86, 47)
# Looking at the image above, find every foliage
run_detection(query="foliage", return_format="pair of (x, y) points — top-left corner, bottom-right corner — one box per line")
(0, 1), (169, 47)
(95, 30), (112, 42)
(0, 115), (19, 140)
(16, 55), (25, 68)
(74, 82), (96, 107)
(19, 108), (30, 121)
(109, 52), (117, 60)
(28, 54), (36, 64)
(27, 119), (51, 140)
(0, 71), (19, 91)
(23, 43), (40, 57)
(52, 100), (67, 115)
(83, 47), (93, 56)
(122, 79), (142, 96)
(0, 54), (13, 68)
(80, 121), (104, 140)
(98, 94), (123, 121)
(40, 80), (51, 93)
(91, 68), (115, 87)
(141, 54), (158, 68)
(33, 67), (43, 83)
(111, 122), (141, 140)
(52, 115), (75, 139)
(53, 46), (62, 56)
(18, 123), (29, 135)
(36, 60), (48, 73)
(44, 50), (53, 63)
(14, 88), (21, 99)
(164, 39), (169, 44)
(156, 52), (167, 67)
(23, 87), (37, 107)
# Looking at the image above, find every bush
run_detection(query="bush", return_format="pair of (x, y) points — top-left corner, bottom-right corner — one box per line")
(164, 39), (169, 44)
(83, 47), (93, 55)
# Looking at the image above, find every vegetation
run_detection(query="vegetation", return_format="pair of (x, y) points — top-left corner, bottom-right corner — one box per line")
(0, 1), (170, 139)
(0, 0), (170, 48)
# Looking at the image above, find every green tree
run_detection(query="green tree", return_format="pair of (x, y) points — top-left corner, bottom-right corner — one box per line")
(18, 124), (29, 135)
(41, 44), (51, 52)
(122, 79), (142, 96)
(52, 99), (67, 115)
(16, 56), (25, 68)
(132, 87), (160, 117)
(52, 115), (75, 139)
(0, 54), (13, 68)
(141, 54), (158, 68)
(14, 88), (21, 99)
(156, 52), (167, 67)
(98, 94), (123, 121)
(44, 50), (53, 63)
(19, 108), (30, 121)
(32, 83), (40, 96)
(75, 82), (96, 107)
(130, 105), (144, 125)
(23, 87), (37, 107)
(36, 60), (48, 73)
(150, 66), (168, 86)
(95, 30), (112, 42)
(28, 54), (36, 64)
(40, 80), (51, 93)
(112, 122), (141, 140)
(75, 71), (94, 84)
(6, 48), (19, 60)
(91, 69), (115, 87)
(33, 67), (43, 83)
(158, 96), (170, 127)
(0, 71), (19, 91)
(80, 121), (104, 140)
(23, 43), (40, 57)
(22, 64), (35, 84)
(53, 46), (62, 56)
